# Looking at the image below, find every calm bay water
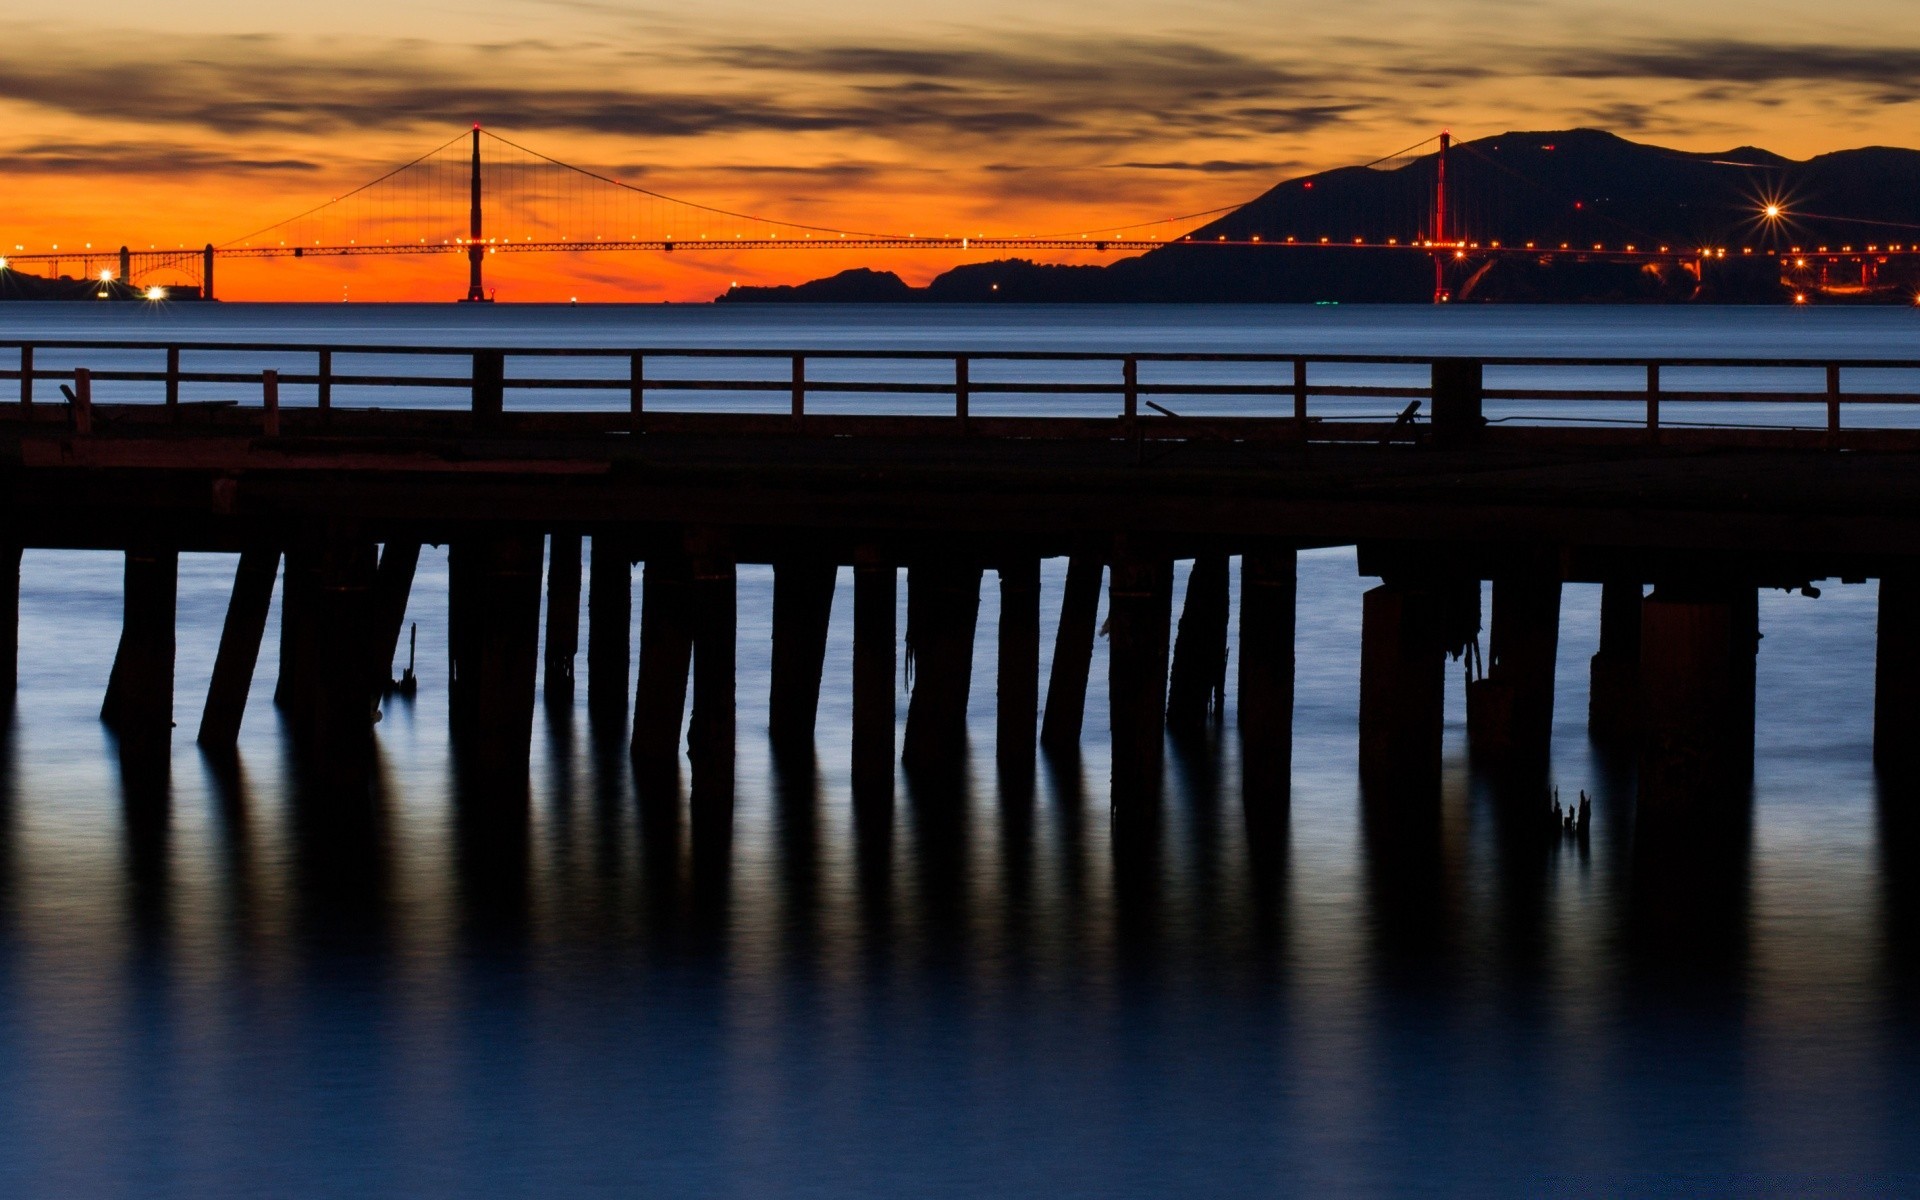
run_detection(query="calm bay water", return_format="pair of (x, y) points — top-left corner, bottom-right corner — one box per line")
(0, 302), (1917, 1195)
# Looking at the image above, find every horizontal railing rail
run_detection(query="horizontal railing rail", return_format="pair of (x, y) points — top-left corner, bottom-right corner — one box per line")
(6, 340), (1920, 446)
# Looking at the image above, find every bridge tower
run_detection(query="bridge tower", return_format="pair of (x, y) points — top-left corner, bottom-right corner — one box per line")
(1433, 130), (1451, 304)
(462, 125), (490, 303)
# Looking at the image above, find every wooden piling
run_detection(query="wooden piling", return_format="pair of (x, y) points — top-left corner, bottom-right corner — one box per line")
(101, 548), (178, 743)
(633, 550), (693, 767)
(852, 547), (897, 803)
(369, 541), (420, 698)
(768, 558), (837, 754)
(544, 532), (582, 706)
(0, 542), (19, 713)
(1589, 580), (1643, 745)
(587, 533), (631, 719)
(901, 561), (982, 771)
(457, 533), (544, 774)
(311, 532), (379, 767)
(1638, 587), (1749, 821)
(1465, 569), (1562, 777)
(1877, 572), (1920, 778)
(1166, 554), (1230, 733)
(197, 547), (280, 749)
(1238, 550), (1297, 810)
(996, 558), (1041, 771)
(274, 545), (321, 720)
(688, 536), (737, 828)
(1107, 547), (1173, 808)
(471, 349), (505, 431)
(1041, 554), (1103, 753)
(1358, 583), (1445, 796)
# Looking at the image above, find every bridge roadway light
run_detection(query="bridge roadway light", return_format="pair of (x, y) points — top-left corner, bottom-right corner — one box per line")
(1764, 204), (1783, 219)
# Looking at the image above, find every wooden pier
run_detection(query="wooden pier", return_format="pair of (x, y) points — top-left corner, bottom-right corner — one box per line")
(8, 338), (1920, 836)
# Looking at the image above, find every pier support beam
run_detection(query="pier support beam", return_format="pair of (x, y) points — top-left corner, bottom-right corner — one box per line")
(1359, 582), (1445, 796)
(1637, 586), (1758, 822)
(197, 548), (280, 750)
(1167, 554), (1230, 734)
(1590, 580), (1643, 746)
(1466, 567), (1562, 778)
(852, 548), (897, 804)
(0, 542), (19, 714)
(543, 532), (582, 707)
(902, 562), (982, 772)
(633, 551), (693, 769)
(1107, 545), (1173, 810)
(311, 533), (379, 773)
(369, 541), (420, 696)
(768, 558), (837, 755)
(587, 533), (631, 721)
(451, 533), (543, 777)
(688, 534), (737, 830)
(102, 548), (178, 745)
(996, 558), (1041, 774)
(1041, 555), (1103, 754)
(274, 546), (321, 722)
(1877, 572), (1920, 779)
(1239, 550), (1297, 813)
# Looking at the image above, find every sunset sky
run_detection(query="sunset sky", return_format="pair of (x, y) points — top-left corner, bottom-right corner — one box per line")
(4, 0), (1917, 300)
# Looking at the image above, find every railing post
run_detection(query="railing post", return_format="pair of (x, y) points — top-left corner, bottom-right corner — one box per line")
(165, 347), (180, 417)
(1292, 357), (1308, 426)
(1646, 363), (1661, 444)
(471, 348), (504, 431)
(955, 356), (970, 429)
(71, 368), (91, 435)
(1123, 355), (1140, 458)
(317, 349), (332, 421)
(791, 354), (805, 424)
(1827, 363), (1842, 440)
(262, 370), (280, 437)
(1429, 357), (1483, 447)
(628, 352), (645, 434)
(18, 346), (30, 408)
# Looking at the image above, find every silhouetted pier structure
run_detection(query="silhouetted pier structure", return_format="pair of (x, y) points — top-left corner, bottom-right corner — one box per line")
(7, 338), (1920, 839)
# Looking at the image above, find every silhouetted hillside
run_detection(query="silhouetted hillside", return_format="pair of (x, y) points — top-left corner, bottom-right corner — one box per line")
(720, 129), (1920, 303)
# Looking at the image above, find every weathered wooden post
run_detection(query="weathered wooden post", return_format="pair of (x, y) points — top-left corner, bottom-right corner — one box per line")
(369, 541), (421, 698)
(310, 531), (379, 771)
(1877, 571), (1920, 779)
(1166, 554), (1230, 734)
(768, 557), (837, 755)
(471, 349), (505, 431)
(1359, 583), (1445, 796)
(457, 533), (544, 776)
(1637, 585), (1759, 822)
(902, 561), (982, 771)
(197, 547), (280, 750)
(852, 547), (897, 804)
(633, 549), (693, 768)
(0, 543), (19, 713)
(1430, 358), (1483, 447)
(1466, 565), (1562, 778)
(996, 558), (1041, 772)
(688, 531), (737, 829)
(544, 532), (582, 707)
(1589, 580), (1643, 745)
(101, 547), (178, 744)
(1107, 544), (1173, 810)
(1041, 555), (1103, 753)
(1239, 549), (1297, 812)
(587, 534), (631, 721)
(274, 545), (322, 723)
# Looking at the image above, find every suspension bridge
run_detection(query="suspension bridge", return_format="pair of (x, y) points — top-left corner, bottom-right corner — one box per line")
(4, 127), (1916, 302)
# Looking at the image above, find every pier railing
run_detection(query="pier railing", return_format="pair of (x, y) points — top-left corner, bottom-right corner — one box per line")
(7, 340), (1920, 448)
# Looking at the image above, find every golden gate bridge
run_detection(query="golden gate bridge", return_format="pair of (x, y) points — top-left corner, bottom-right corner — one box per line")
(3, 126), (1913, 302)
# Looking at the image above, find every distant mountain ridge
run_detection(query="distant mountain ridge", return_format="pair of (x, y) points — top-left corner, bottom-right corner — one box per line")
(719, 129), (1920, 303)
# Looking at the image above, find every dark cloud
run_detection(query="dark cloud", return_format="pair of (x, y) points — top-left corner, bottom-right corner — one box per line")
(1547, 40), (1920, 96)
(0, 141), (320, 174)
(1114, 160), (1285, 173)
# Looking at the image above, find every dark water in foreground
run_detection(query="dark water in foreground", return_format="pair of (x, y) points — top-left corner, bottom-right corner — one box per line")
(1, 304), (1919, 1195)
